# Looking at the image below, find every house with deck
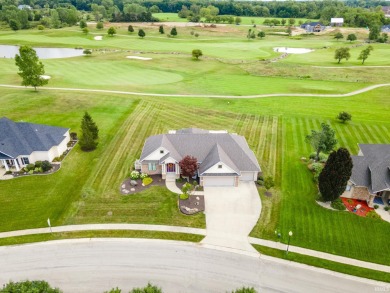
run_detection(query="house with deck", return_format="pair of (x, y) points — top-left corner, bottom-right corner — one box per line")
(0, 117), (70, 171)
(343, 144), (390, 207)
(300, 22), (325, 33)
(137, 128), (261, 187)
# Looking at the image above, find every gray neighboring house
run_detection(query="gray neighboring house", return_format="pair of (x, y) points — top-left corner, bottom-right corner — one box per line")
(331, 18), (344, 27)
(300, 22), (325, 33)
(17, 4), (32, 10)
(0, 117), (70, 171)
(381, 25), (390, 33)
(137, 128), (261, 187)
(343, 144), (390, 207)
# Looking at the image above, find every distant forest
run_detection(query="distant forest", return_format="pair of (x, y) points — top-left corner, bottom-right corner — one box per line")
(1, 0), (389, 30)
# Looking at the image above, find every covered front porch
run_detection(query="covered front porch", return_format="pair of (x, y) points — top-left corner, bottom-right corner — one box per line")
(161, 160), (180, 180)
(0, 158), (24, 172)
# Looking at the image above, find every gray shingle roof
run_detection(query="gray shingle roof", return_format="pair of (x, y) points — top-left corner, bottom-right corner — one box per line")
(199, 144), (239, 175)
(140, 129), (261, 174)
(350, 144), (390, 193)
(0, 117), (69, 159)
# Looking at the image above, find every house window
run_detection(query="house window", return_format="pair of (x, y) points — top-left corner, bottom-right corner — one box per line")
(218, 164), (222, 169)
(160, 150), (164, 154)
(345, 185), (352, 191)
(148, 162), (156, 171)
(22, 157), (30, 165)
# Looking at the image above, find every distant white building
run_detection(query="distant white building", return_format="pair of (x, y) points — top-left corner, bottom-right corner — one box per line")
(17, 4), (32, 10)
(331, 18), (344, 27)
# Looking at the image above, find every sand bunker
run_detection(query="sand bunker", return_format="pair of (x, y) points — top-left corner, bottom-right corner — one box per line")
(126, 56), (152, 61)
(274, 47), (314, 54)
(94, 36), (103, 41)
(40, 75), (51, 80)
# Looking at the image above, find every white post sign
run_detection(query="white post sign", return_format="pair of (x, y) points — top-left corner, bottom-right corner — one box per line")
(47, 218), (52, 232)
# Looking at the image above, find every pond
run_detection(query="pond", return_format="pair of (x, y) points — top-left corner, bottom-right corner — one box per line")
(0, 45), (85, 59)
(273, 47), (314, 54)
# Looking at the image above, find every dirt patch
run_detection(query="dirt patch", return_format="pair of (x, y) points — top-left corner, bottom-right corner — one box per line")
(120, 174), (165, 195)
(179, 194), (205, 215)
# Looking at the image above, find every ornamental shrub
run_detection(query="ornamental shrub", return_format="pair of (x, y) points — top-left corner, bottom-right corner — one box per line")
(35, 161), (42, 167)
(26, 164), (35, 171)
(41, 160), (52, 172)
(374, 204), (379, 209)
(180, 193), (189, 200)
(366, 210), (381, 219)
(331, 198), (345, 210)
(309, 152), (328, 162)
(130, 170), (140, 180)
(384, 206), (389, 211)
(142, 177), (153, 186)
(140, 173), (149, 179)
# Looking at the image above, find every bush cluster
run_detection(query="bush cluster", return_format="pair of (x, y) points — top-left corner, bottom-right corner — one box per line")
(22, 160), (52, 174)
(366, 210), (381, 219)
(309, 152), (328, 162)
(142, 177), (153, 186)
(330, 198), (345, 210)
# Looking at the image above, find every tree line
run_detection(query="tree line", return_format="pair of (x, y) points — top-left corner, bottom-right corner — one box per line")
(1, 0), (390, 30)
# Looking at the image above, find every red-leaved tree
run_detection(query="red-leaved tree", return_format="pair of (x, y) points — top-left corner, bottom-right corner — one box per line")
(179, 155), (198, 177)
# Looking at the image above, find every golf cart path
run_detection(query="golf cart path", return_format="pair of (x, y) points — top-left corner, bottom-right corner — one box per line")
(0, 223), (389, 273)
(0, 83), (389, 98)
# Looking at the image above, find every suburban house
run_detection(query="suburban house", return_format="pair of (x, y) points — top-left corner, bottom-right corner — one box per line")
(342, 144), (390, 207)
(0, 117), (70, 171)
(330, 18), (344, 26)
(381, 25), (390, 33)
(300, 22), (325, 33)
(382, 6), (390, 18)
(17, 4), (32, 10)
(137, 128), (261, 187)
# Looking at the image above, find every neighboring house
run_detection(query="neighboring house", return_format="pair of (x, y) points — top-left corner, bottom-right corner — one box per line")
(330, 18), (344, 27)
(137, 128), (261, 187)
(382, 6), (390, 18)
(381, 25), (390, 33)
(300, 22), (325, 33)
(343, 144), (390, 207)
(0, 117), (70, 171)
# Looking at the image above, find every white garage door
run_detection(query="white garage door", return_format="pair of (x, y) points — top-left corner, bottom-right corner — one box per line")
(240, 172), (256, 181)
(203, 176), (235, 187)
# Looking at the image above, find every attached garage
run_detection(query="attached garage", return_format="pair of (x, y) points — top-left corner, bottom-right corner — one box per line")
(240, 172), (258, 181)
(202, 176), (236, 187)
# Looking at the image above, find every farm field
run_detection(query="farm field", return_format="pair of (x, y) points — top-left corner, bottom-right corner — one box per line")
(1, 87), (390, 267)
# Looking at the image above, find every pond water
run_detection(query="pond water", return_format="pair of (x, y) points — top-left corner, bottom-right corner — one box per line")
(273, 47), (314, 54)
(0, 45), (84, 59)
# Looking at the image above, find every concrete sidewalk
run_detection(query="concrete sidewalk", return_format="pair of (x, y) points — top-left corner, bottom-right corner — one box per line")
(0, 224), (389, 273)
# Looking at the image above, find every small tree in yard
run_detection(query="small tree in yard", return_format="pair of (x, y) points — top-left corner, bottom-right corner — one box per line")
(83, 49), (92, 56)
(79, 19), (87, 29)
(334, 47), (350, 64)
(334, 32), (344, 41)
(138, 29), (146, 38)
(159, 25), (164, 34)
(15, 45), (48, 91)
(107, 26), (116, 36)
(179, 155), (197, 178)
(257, 31), (265, 39)
(79, 112), (99, 151)
(192, 49), (203, 60)
(264, 176), (275, 191)
(358, 46), (373, 64)
(318, 148), (353, 202)
(170, 27), (177, 36)
(336, 111), (352, 123)
(347, 33), (357, 42)
(306, 123), (338, 161)
(82, 27), (89, 34)
(96, 21), (103, 29)
(128, 25), (134, 33)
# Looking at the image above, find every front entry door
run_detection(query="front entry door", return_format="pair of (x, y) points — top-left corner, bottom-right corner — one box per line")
(166, 163), (175, 173)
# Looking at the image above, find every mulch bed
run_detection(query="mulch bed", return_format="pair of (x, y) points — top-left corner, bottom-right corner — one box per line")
(12, 163), (61, 178)
(341, 197), (374, 217)
(179, 194), (205, 215)
(120, 174), (165, 195)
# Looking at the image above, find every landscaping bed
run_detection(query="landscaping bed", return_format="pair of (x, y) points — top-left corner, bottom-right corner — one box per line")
(341, 197), (375, 218)
(179, 194), (205, 215)
(120, 174), (165, 195)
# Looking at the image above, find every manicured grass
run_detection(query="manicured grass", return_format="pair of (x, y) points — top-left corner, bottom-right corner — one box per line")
(0, 231), (204, 246)
(253, 245), (390, 283)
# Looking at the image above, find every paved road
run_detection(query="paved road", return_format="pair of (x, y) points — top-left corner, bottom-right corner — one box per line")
(202, 182), (261, 254)
(0, 83), (389, 99)
(0, 239), (386, 293)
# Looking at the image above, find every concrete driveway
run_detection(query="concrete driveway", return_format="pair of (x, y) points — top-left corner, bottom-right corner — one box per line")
(201, 182), (261, 254)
